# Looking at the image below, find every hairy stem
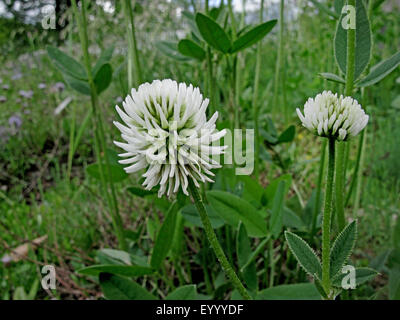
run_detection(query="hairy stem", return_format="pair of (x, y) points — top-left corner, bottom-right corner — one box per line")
(188, 180), (252, 300)
(322, 138), (335, 293)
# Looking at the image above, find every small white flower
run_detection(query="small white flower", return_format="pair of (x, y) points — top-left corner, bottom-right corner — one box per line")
(114, 79), (226, 197)
(296, 90), (369, 141)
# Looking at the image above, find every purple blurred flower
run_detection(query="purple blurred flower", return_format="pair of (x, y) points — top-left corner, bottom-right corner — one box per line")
(38, 83), (47, 89)
(0, 96), (6, 103)
(116, 96), (123, 103)
(11, 72), (22, 80)
(2, 84), (9, 90)
(19, 90), (33, 99)
(8, 115), (22, 128)
(51, 82), (65, 93)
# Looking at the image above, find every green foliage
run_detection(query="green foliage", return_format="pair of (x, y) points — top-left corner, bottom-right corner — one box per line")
(165, 285), (197, 300)
(78, 265), (154, 277)
(334, 0), (371, 80)
(330, 221), (357, 278)
(195, 13), (231, 53)
(99, 273), (157, 300)
(150, 201), (180, 269)
(229, 20), (277, 54)
(256, 283), (321, 300)
(178, 39), (206, 60)
(207, 190), (267, 237)
(356, 51), (400, 87)
(285, 231), (322, 280)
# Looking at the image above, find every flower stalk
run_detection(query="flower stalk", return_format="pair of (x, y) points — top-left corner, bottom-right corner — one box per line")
(322, 138), (335, 293)
(188, 180), (252, 300)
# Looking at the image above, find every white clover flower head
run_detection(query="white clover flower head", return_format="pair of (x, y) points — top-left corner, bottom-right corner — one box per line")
(296, 90), (369, 141)
(114, 79), (226, 197)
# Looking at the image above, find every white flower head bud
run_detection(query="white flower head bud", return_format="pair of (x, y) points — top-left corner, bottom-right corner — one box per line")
(296, 90), (369, 141)
(114, 79), (226, 197)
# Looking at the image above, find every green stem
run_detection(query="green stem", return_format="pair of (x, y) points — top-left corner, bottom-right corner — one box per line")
(322, 138), (335, 294)
(273, 0), (284, 116)
(344, 0), (356, 97)
(252, 0), (264, 179)
(71, 0), (126, 251)
(311, 139), (327, 235)
(122, 0), (142, 88)
(188, 180), (252, 300)
(335, 142), (346, 231)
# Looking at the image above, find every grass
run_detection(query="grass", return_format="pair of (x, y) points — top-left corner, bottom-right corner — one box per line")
(0, 0), (399, 300)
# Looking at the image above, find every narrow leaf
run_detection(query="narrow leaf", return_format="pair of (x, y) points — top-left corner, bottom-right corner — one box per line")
(178, 39), (206, 60)
(63, 74), (90, 95)
(334, 0), (371, 80)
(319, 72), (346, 84)
(285, 231), (322, 279)
(270, 180), (286, 238)
(195, 13), (231, 53)
(86, 163), (128, 183)
(156, 41), (190, 61)
(330, 220), (357, 278)
(165, 285), (197, 300)
(278, 125), (296, 143)
(94, 63), (112, 94)
(77, 265), (154, 277)
(256, 283), (321, 300)
(229, 20), (277, 54)
(99, 273), (157, 300)
(207, 190), (267, 237)
(309, 0), (340, 18)
(127, 186), (157, 197)
(47, 46), (87, 80)
(332, 267), (379, 287)
(356, 51), (400, 87)
(150, 201), (180, 269)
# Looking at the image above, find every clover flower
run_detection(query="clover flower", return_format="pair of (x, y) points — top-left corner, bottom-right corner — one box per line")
(114, 79), (226, 197)
(296, 91), (369, 141)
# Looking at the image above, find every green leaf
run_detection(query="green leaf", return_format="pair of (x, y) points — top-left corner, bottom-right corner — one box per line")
(263, 174), (292, 206)
(277, 125), (296, 143)
(393, 215), (400, 249)
(127, 186), (157, 197)
(270, 180), (286, 238)
(99, 273), (157, 300)
(92, 46), (114, 76)
(178, 39), (206, 60)
(47, 46), (87, 80)
(207, 190), (267, 237)
(256, 283), (321, 300)
(356, 51), (400, 87)
(309, 0), (339, 18)
(165, 285), (197, 300)
(389, 267), (400, 300)
(63, 74), (90, 95)
(285, 231), (322, 279)
(77, 265), (154, 277)
(86, 163), (128, 183)
(98, 249), (131, 265)
(283, 207), (306, 230)
(319, 72), (346, 84)
(236, 223), (257, 291)
(229, 20), (277, 54)
(334, 0), (345, 16)
(236, 223), (252, 268)
(181, 204), (224, 229)
(94, 63), (112, 94)
(332, 267), (379, 287)
(155, 41), (190, 61)
(334, 0), (371, 80)
(195, 13), (231, 53)
(150, 201), (180, 269)
(330, 220), (357, 278)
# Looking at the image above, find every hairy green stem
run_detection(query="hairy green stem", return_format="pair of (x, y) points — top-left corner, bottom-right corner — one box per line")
(322, 138), (335, 293)
(252, 0), (264, 179)
(335, 142), (346, 231)
(188, 180), (251, 300)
